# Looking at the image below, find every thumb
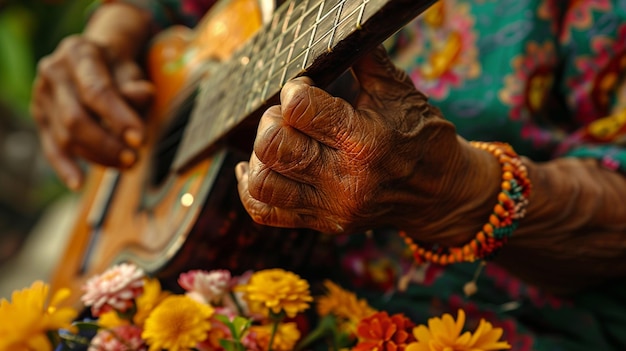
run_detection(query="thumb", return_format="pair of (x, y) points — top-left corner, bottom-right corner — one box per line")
(351, 45), (418, 105)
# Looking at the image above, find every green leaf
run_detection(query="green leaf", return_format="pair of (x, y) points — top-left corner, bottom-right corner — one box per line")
(231, 316), (252, 339)
(72, 321), (101, 332)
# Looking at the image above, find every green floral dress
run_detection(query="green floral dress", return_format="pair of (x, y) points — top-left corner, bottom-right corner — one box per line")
(99, 0), (626, 349)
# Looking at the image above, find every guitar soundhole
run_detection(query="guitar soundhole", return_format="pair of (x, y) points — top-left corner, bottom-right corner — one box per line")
(151, 92), (196, 186)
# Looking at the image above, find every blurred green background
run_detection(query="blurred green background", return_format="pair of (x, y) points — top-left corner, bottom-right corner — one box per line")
(0, 0), (91, 266)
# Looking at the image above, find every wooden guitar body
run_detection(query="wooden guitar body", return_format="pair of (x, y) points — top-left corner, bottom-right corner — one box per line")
(51, 0), (436, 307)
(51, 0), (323, 307)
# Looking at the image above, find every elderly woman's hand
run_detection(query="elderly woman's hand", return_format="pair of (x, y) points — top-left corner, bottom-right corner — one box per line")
(235, 46), (500, 243)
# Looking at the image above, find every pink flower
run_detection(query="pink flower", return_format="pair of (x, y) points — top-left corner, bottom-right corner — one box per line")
(178, 269), (231, 304)
(81, 263), (145, 316)
(88, 325), (147, 351)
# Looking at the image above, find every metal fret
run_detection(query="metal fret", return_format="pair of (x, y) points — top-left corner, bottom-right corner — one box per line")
(172, 0), (437, 171)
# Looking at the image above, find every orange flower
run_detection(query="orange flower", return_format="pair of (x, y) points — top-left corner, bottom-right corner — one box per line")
(353, 311), (415, 351)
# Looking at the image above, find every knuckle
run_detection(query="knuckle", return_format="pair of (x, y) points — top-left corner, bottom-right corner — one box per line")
(37, 56), (60, 77)
(59, 35), (85, 52)
(55, 130), (72, 151)
(248, 167), (274, 204)
(63, 111), (84, 134)
(81, 80), (111, 104)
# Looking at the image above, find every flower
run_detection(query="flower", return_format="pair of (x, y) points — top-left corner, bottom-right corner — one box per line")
(249, 322), (301, 351)
(142, 295), (214, 351)
(81, 263), (145, 316)
(133, 277), (170, 327)
(406, 309), (511, 351)
(353, 311), (416, 351)
(98, 310), (130, 329)
(0, 281), (77, 351)
(237, 268), (313, 318)
(178, 269), (231, 304)
(89, 325), (147, 351)
(316, 280), (377, 334)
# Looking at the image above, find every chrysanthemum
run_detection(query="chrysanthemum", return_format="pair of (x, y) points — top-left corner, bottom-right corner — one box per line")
(237, 269), (312, 318)
(133, 277), (170, 327)
(406, 309), (511, 351)
(81, 263), (145, 316)
(142, 295), (214, 351)
(178, 269), (231, 304)
(353, 311), (415, 351)
(88, 325), (147, 351)
(249, 322), (301, 351)
(0, 281), (77, 351)
(316, 280), (377, 334)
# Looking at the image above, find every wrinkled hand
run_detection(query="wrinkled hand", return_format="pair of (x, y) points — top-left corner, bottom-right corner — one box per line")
(236, 46), (499, 240)
(30, 35), (154, 190)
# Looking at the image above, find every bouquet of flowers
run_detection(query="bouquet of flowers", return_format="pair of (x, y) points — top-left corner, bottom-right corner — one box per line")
(0, 263), (510, 351)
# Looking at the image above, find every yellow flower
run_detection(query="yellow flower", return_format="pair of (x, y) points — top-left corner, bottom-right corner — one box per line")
(316, 280), (377, 334)
(249, 322), (301, 351)
(0, 281), (77, 351)
(133, 277), (170, 327)
(142, 295), (214, 351)
(238, 269), (312, 318)
(406, 309), (511, 351)
(97, 310), (130, 329)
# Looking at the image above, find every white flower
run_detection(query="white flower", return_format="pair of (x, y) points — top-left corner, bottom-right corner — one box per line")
(81, 263), (144, 316)
(178, 269), (231, 304)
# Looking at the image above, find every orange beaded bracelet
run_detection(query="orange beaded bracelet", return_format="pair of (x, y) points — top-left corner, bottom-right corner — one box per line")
(400, 141), (531, 265)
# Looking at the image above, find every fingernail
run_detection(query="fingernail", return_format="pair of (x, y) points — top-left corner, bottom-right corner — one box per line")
(124, 129), (143, 148)
(120, 149), (136, 166)
(66, 176), (80, 191)
(235, 162), (248, 180)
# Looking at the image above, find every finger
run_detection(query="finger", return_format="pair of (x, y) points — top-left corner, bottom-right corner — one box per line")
(30, 76), (51, 127)
(119, 80), (155, 110)
(351, 45), (418, 106)
(280, 77), (358, 149)
(66, 44), (144, 147)
(39, 131), (83, 191)
(45, 73), (136, 168)
(115, 61), (155, 109)
(254, 105), (326, 183)
(235, 162), (344, 233)
(246, 151), (318, 209)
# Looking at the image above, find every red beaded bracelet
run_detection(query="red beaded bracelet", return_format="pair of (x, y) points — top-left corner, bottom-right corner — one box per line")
(400, 141), (531, 265)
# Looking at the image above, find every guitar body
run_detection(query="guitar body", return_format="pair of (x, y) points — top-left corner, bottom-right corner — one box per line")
(51, 0), (437, 307)
(51, 0), (327, 307)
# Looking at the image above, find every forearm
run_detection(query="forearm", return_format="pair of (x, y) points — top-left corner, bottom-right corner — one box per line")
(83, 2), (154, 60)
(495, 157), (626, 294)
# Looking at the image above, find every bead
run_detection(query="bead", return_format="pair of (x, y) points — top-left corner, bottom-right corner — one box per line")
(398, 141), (530, 267)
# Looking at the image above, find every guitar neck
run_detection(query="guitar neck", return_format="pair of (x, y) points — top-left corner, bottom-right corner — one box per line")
(173, 0), (436, 171)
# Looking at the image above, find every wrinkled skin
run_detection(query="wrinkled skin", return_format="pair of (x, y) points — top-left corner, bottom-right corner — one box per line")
(236, 46), (500, 241)
(30, 4), (153, 190)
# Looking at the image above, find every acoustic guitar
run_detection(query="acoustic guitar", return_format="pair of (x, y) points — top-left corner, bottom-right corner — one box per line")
(50, 0), (436, 307)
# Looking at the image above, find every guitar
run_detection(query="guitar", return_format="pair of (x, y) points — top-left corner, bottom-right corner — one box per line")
(50, 0), (436, 307)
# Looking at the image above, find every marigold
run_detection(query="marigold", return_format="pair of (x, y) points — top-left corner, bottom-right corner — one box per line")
(249, 322), (301, 351)
(133, 277), (170, 327)
(81, 263), (145, 316)
(0, 281), (77, 351)
(316, 280), (377, 334)
(237, 268), (312, 318)
(406, 309), (511, 351)
(353, 311), (415, 351)
(142, 295), (214, 351)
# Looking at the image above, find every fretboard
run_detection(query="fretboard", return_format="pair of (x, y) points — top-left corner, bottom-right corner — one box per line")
(172, 0), (435, 171)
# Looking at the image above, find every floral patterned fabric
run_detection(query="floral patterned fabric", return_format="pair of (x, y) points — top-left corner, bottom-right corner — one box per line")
(101, 0), (626, 349)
